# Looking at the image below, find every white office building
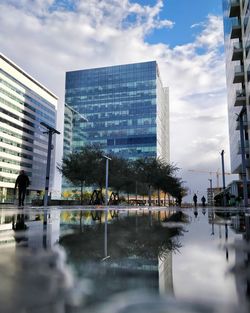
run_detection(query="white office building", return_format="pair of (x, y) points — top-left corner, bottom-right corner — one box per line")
(0, 53), (58, 202)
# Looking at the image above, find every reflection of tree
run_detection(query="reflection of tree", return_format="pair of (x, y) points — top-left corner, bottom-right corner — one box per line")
(60, 212), (187, 262)
(61, 211), (93, 224)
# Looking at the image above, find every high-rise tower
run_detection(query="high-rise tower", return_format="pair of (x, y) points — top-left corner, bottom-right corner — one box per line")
(64, 61), (169, 162)
(222, 0), (250, 176)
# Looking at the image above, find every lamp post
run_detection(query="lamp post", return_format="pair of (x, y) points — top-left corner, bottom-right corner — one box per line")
(40, 122), (60, 207)
(208, 178), (213, 206)
(220, 150), (226, 206)
(103, 155), (111, 258)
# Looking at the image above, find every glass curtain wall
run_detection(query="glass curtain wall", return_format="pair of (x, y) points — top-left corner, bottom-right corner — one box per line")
(64, 61), (168, 161)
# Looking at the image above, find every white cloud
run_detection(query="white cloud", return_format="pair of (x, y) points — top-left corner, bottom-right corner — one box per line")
(195, 15), (224, 49)
(190, 22), (204, 29)
(0, 0), (231, 200)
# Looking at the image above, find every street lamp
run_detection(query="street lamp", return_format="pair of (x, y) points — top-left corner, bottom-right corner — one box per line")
(103, 155), (112, 206)
(208, 178), (213, 206)
(40, 122), (60, 206)
(102, 154), (111, 258)
(220, 150), (226, 206)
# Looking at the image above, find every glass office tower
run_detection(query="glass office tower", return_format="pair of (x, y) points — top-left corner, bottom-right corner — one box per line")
(64, 61), (169, 162)
(222, 0), (250, 175)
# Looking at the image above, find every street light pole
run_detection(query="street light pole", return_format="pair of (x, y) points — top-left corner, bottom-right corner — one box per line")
(40, 122), (60, 207)
(103, 155), (111, 258)
(208, 179), (213, 206)
(220, 150), (226, 206)
(103, 155), (111, 206)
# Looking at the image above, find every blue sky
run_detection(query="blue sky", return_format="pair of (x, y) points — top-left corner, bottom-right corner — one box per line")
(134, 0), (223, 46)
(0, 0), (232, 199)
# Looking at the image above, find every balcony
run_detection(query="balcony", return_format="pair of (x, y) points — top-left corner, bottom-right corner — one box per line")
(229, 0), (240, 18)
(234, 89), (246, 107)
(232, 42), (243, 61)
(233, 65), (244, 83)
(230, 18), (241, 39)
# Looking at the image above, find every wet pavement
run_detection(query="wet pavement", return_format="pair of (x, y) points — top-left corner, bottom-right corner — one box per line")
(0, 206), (249, 312)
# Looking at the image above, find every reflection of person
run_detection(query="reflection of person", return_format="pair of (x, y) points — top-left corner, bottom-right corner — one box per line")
(14, 170), (30, 206)
(193, 193), (198, 207)
(201, 196), (206, 207)
(12, 214), (27, 231)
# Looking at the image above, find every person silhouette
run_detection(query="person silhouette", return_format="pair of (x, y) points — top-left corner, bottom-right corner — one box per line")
(193, 193), (198, 208)
(201, 196), (206, 207)
(14, 170), (30, 206)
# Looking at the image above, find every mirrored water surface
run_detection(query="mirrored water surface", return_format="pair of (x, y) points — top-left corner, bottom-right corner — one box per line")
(0, 206), (249, 313)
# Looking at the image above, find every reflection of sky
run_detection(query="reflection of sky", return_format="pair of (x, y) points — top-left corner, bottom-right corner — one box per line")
(173, 209), (242, 305)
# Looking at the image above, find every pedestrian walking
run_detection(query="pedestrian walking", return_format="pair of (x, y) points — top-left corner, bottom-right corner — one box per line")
(201, 196), (206, 207)
(14, 170), (30, 206)
(193, 193), (198, 208)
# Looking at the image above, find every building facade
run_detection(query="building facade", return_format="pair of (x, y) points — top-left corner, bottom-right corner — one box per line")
(222, 0), (250, 176)
(0, 54), (58, 202)
(64, 61), (169, 162)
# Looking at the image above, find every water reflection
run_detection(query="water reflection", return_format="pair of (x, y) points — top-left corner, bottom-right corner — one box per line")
(229, 213), (250, 312)
(0, 210), (78, 313)
(59, 210), (186, 306)
(193, 208), (198, 218)
(0, 207), (249, 312)
(10, 211), (60, 249)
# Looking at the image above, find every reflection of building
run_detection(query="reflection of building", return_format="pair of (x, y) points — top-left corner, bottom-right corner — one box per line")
(232, 214), (250, 306)
(158, 250), (174, 295)
(106, 253), (174, 295)
(0, 210), (73, 313)
(25, 210), (60, 249)
(0, 210), (60, 249)
(0, 53), (58, 202)
(46, 210), (60, 248)
(0, 212), (16, 247)
(64, 61), (169, 162)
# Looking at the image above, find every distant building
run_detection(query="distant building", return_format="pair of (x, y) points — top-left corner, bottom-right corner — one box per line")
(222, 1), (250, 176)
(207, 187), (223, 206)
(0, 53), (58, 202)
(64, 61), (169, 162)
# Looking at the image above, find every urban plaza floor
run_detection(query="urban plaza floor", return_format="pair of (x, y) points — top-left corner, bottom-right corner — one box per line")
(0, 205), (249, 313)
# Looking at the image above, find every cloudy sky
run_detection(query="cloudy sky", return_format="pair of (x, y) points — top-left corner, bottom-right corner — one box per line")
(0, 0), (234, 201)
